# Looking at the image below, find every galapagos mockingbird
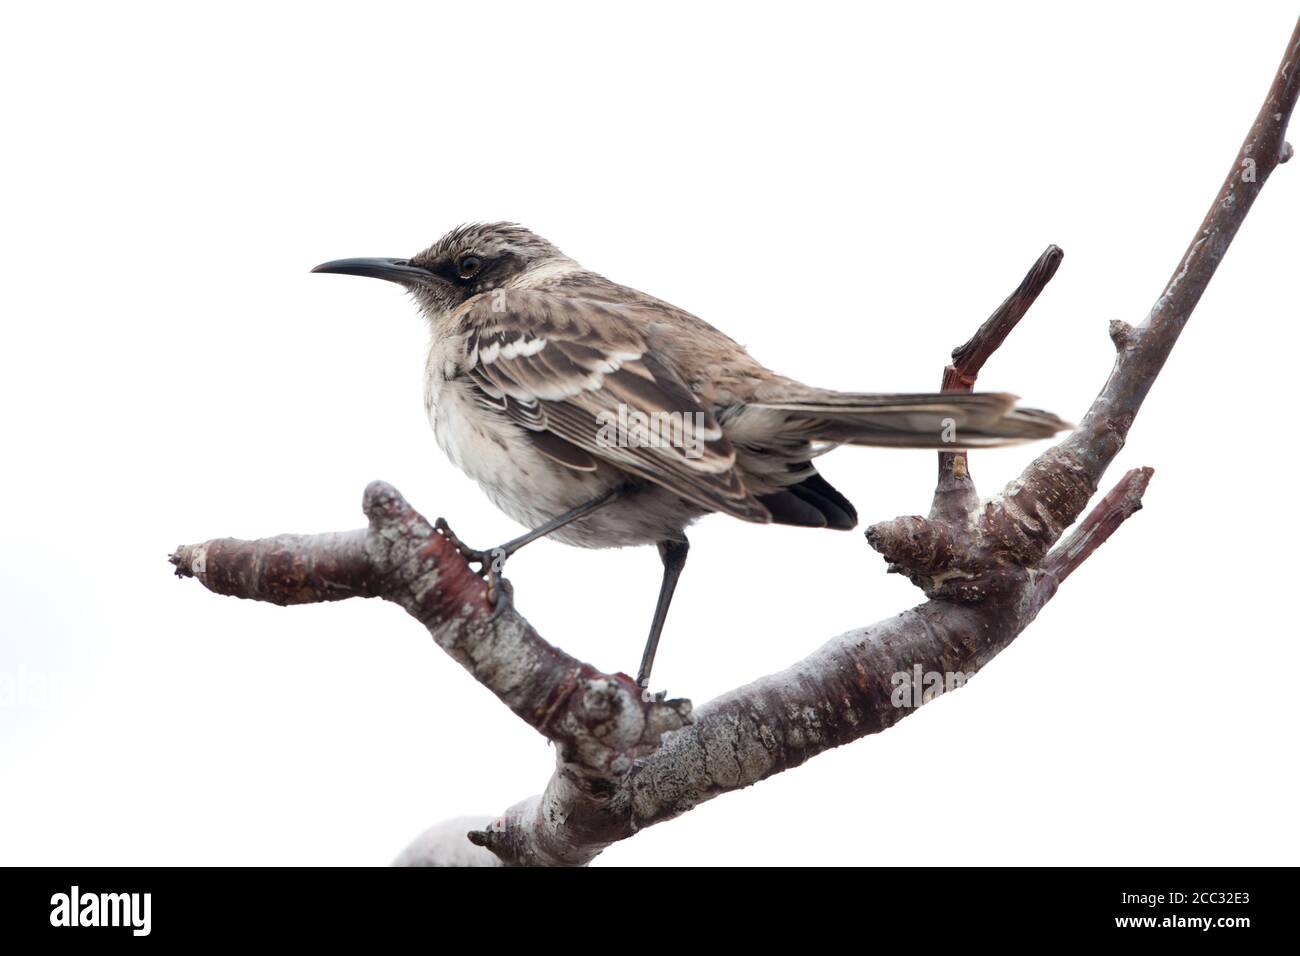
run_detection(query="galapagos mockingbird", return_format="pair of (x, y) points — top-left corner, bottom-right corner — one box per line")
(313, 223), (1066, 689)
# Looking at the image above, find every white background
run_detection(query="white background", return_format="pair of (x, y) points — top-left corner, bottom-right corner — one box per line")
(2, 1), (1297, 866)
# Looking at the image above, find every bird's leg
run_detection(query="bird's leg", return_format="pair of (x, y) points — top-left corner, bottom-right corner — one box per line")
(434, 485), (628, 604)
(637, 537), (690, 697)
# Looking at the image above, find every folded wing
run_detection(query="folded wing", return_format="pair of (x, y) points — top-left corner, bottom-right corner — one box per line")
(457, 292), (771, 523)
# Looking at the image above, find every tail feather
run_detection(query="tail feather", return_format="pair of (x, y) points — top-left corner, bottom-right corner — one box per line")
(757, 490), (829, 528)
(788, 472), (857, 529)
(752, 390), (1069, 449)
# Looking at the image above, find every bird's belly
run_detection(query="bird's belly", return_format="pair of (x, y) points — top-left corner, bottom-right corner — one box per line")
(428, 382), (703, 548)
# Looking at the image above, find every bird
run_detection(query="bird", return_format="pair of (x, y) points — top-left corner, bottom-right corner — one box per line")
(313, 223), (1067, 690)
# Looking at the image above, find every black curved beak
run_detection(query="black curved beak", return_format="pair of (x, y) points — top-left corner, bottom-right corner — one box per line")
(311, 257), (434, 285)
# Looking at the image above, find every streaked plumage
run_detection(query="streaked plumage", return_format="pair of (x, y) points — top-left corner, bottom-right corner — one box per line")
(314, 223), (1068, 683)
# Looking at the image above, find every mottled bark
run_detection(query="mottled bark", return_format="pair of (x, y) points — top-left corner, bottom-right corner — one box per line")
(170, 19), (1299, 866)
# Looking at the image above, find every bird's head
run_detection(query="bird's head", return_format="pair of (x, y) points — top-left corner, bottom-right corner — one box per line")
(312, 222), (570, 319)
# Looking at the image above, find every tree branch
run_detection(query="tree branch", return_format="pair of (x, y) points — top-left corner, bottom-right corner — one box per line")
(169, 17), (1300, 865)
(1028, 466), (1154, 613)
(933, 245), (1063, 524)
(172, 481), (692, 866)
(949, 244), (1065, 387)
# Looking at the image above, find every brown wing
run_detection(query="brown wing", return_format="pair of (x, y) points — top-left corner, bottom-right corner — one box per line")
(457, 292), (770, 523)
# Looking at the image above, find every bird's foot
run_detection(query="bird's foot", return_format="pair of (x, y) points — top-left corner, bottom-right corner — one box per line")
(433, 518), (510, 606)
(638, 683), (668, 704)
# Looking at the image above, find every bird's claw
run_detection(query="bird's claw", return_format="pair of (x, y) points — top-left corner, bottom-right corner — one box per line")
(434, 518), (511, 608)
(486, 576), (514, 616)
(433, 517), (486, 565)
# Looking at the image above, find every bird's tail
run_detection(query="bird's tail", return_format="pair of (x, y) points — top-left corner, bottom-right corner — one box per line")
(751, 389), (1070, 449)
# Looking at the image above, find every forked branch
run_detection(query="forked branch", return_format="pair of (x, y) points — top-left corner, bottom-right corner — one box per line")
(170, 18), (1300, 866)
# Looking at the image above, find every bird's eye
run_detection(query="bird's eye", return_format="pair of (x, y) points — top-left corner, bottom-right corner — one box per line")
(458, 255), (483, 279)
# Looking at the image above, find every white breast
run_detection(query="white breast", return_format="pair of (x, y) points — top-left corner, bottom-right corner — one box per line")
(424, 355), (613, 531)
(417, 274), (702, 548)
